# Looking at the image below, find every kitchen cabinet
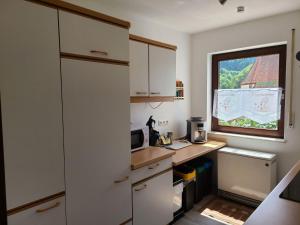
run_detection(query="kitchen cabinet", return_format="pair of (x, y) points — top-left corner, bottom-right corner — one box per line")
(0, 0), (65, 210)
(149, 45), (176, 97)
(129, 35), (176, 101)
(59, 10), (129, 61)
(132, 169), (173, 225)
(7, 196), (66, 225)
(131, 157), (172, 184)
(129, 40), (149, 96)
(61, 58), (132, 225)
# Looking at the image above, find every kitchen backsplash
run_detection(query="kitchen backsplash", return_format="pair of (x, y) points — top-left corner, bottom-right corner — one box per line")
(130, 101), (190, 138)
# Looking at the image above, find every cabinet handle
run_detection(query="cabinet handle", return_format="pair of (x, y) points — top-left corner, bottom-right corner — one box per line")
(134, 184), (147, 192)
(150, 92), (160, 95)
(90, 50), (108, 56)
(136, 91), (147, 95)
(148, 163), (160, 170)
(36, 202), (60, 213)
(114, 176), (129, 184)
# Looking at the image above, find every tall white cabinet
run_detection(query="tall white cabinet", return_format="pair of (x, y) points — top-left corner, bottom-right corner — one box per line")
(58, 7), (132, 225)
(61, 59), (132, 225)
(0, 0), (65, 212)
(1, 1), (132, 225)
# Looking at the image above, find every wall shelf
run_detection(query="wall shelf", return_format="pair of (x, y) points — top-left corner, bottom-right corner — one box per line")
(174, 97), (184, 100)
(175, 80), (184, 100)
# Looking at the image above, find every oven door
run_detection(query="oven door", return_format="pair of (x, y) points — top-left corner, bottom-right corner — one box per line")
(131, 129), (145, 152)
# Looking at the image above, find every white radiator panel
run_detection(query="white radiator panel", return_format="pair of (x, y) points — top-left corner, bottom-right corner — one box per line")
(218, 147), (277, 202)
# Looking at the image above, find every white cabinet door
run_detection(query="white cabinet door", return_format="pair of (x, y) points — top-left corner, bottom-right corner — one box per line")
(0, 0), (64, 210)
(149, 46), (176, 97)
(8, 197), (66, 225)
(61, 59), (132, 225)
(132, 170), (173, 225)
(129, 41), (149, 96)
(59, 10), (129, 62)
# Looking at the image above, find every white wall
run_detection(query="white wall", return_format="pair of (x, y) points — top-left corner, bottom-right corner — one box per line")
(191, 10), (300, 179)
(64, 0), (191, 138)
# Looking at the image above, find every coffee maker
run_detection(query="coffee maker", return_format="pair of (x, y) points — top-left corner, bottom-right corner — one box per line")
(186, 117), (207, 144)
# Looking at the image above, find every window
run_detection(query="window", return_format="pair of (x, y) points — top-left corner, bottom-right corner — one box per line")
(212, 45), (287, 138)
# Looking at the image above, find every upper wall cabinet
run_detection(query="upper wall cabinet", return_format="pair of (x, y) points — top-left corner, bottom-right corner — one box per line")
(0, 0), (65, 210)
(129, 41), (149, 97)
(129, 35), (177, 102)
(149, 45), (176, 97)
(59, 10), (129, 62)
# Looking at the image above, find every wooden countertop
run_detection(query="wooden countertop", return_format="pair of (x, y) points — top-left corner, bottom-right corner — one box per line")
(172, 140), (226, 166)
(131, 140), (226, 170)
(245, 160), (300, 225)
(131, 147), (175, 170)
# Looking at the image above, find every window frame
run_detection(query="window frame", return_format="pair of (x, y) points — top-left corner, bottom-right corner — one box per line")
(211, 45), (287, 139)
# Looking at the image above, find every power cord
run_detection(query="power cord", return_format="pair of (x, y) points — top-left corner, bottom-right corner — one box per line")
(147, 102), (164, 109)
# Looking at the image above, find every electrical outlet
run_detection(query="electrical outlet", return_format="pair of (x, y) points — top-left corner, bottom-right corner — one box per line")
(158, 120), (169, 127)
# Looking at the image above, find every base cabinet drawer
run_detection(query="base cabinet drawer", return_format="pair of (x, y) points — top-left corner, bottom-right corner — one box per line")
(132, 170), (173, 225)
(8, 197), (66, 225)
(131, 157), (172, 184)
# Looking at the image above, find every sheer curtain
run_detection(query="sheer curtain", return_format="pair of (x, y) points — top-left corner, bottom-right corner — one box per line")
(213, 88), (282, 123)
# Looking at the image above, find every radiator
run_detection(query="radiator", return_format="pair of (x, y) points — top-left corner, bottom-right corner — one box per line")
(218, 147), (277, 204)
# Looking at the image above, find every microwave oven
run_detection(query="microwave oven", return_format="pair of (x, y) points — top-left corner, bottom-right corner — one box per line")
(131, 126), (149, 152)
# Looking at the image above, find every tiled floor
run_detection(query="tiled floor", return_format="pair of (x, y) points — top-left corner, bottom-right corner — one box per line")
(174, 196), (253, 225)
(174, 196), (222, 225)
(175, 210), (223, 225)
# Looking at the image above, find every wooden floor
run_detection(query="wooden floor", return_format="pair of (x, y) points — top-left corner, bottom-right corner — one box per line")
(174, 196), (254, 225)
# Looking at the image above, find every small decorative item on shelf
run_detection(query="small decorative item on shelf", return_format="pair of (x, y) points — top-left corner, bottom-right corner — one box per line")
(175, 80), (184, 100)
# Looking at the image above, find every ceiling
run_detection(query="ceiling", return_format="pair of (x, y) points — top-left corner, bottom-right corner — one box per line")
(71, 0), (300, 33)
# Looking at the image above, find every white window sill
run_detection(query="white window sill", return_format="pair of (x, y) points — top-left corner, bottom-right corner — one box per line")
(208, 131), (287, 143)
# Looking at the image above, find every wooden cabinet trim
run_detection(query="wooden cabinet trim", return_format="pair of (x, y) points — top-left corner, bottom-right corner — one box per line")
(7, 191), (65, 216)
(61, 52), (129, 66)
(130, 96), (174, 103)
(132, 168), (173, 186)
(27, 0), (130, 29)
(129, 34), (177, 51)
